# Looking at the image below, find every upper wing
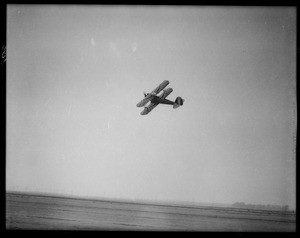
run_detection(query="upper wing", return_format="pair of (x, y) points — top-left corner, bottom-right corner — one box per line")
(136, 94), (154, 107)
(151, 80), (169, 95)
(140, 102), (159, 115)
(159, 88), (173, 99)
(136, 80), (169, 107)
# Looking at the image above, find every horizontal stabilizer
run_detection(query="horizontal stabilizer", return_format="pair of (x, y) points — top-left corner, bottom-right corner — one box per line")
(173, 97), (184, 109)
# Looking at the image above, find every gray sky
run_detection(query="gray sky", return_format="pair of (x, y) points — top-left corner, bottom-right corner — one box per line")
(6, 5), (296, 209)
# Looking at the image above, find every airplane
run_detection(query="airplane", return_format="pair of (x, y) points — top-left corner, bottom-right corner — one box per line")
(136, 80), (184, 115)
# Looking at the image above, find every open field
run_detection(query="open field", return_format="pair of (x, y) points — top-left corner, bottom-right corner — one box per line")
(6, 192), (296, 231)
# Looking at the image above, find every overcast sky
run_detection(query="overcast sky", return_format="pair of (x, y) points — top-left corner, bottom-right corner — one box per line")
(6, 5), (296, 209)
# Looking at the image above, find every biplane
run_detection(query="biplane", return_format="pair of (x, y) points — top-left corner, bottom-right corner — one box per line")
(136, 80), (184, 115)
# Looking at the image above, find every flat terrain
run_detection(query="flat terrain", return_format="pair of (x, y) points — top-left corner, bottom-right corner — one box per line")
(6, 193), (296, 231)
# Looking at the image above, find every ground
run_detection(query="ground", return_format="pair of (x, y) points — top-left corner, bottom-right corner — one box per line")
(6, 193), (296, 231)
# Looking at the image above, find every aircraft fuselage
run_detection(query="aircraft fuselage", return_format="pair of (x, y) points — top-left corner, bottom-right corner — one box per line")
(151, 96), (174, 105)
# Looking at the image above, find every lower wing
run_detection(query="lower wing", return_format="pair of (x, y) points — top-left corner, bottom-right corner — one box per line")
(136, 94), (154, 107)
(140, 102), (159, 115)
(159, 88), (173, 99)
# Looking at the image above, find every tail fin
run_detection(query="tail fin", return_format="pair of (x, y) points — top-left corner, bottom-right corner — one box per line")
(173, 97), (184, 109)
